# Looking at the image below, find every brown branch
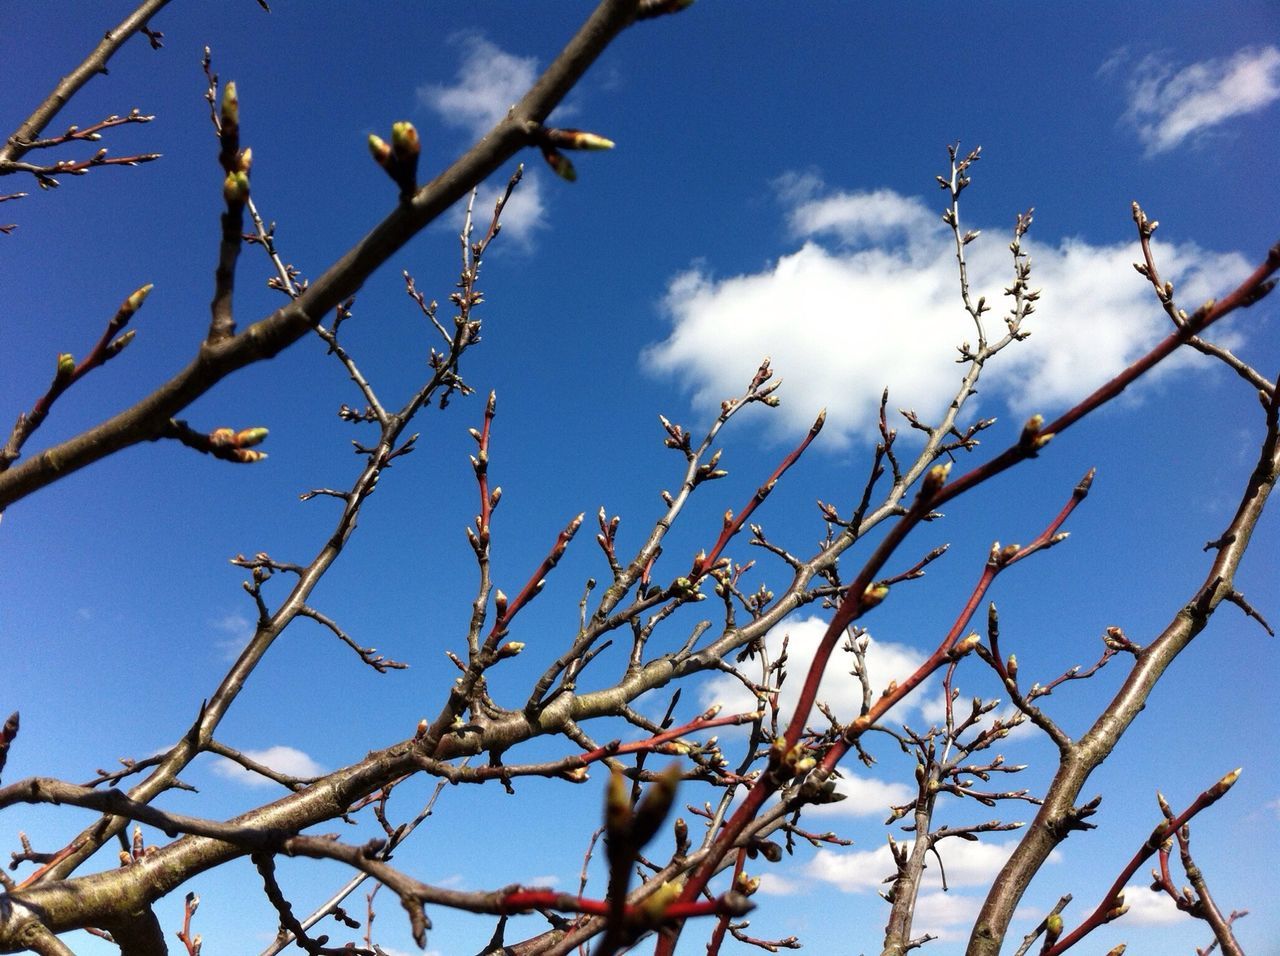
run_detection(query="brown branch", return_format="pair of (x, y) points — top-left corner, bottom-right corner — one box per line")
(0, 0), (171, 171)
(1042, 769), (1241, 955)
(0, 0), (653, 511)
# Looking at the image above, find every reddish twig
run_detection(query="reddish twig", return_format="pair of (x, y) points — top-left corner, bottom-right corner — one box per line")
(1043, 769), (1242, 955)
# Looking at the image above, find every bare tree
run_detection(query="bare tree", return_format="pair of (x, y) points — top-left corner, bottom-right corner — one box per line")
(0, 3), (1276, 955)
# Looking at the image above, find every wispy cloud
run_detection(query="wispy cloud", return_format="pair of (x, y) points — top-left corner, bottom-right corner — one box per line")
(1120, 45), (1280, 155)
(417, 33), (551, 246)
(211, 745), (324, 788)
(210, 611), (254, 660)
(645, 178), (1248, 449)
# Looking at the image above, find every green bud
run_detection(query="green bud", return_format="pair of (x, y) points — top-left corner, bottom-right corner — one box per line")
(235, 427), (269, 448)
(223, 170), (250, 204)
(862, 583), (890, 608)
(220, 82), (239, 128)
(391, 121), (420, 162)
(368, 134), (392, 168)
(124, 283), (153, 315)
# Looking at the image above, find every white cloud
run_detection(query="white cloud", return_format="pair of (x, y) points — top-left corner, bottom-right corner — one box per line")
(789, 188), (936, 246)
(466, 168), (548, 250)
(699, 615), (936, 728)
(1122, 46), (1280, 155)
(807, 774), (917, 819)
(645, 180), (1249, 449)
(418, 34), (538, 139)
(756, 871), (805, 896)
(211, 745), (324, 788)
(1120, 884), (1191, 926)
(810, 838), (1055, 895)
(418, 35), (551, 246)
(912, 891), (986, 939)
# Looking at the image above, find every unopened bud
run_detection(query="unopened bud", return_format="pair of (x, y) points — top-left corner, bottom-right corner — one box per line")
(56, 353), (76, 379)
(922, 461), (952, 497)
(391, 121), (420, 162)
(235, 427), (269, 448)
(1020, 413), (1044, 448)
(368, 134), (392, 168)
(1045, 912), (1063, 943)
(951, 633), (981, 657)
(220, 82), (239, 128)
(495, 641), (525, 659)
(1006, 654), (1018, 679)
(639, 879), (682, 921)
(862, 583), (890, 608)
(105, 329), (137, 358)
(223, 170), (250, 204)
(542, 147), (577, 182)
(231, 448), (267, 463)
(605, 765), (631, 837)
(547, 128), (616, 151)
(123, 283), (153, 315)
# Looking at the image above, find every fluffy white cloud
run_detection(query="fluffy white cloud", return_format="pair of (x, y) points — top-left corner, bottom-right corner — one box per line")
(699, 615), (936, 728)
(756, 871), (805, 896)
(418, 34), (538, 138)
(418, 35), (550, 245)
(211, 745), (324, 788)
(810, 838), (1054, 895)
(912, 891), (986, 939)
(645, 180), (1249, 449)
(1120, 884), (1192, 926)
(453, 167), (549, 250)
(806, 774), (917, 819)
(1122, 46), (1280, 155)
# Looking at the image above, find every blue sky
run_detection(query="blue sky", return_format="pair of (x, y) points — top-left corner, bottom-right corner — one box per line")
(2, 2), (1278, 954)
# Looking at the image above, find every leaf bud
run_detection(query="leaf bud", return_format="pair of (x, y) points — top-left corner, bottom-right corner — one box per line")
(604, 765), (632, 837)
(223, 170), (250, 204)
(368, 134), (392, 169)
(921, 461), (951, 497)
(862, 583), (890, 608)
(55, 352), (76, 380)
(541, 147), (577, 182)
(639, 879), (682, 922)
(235, 427), (269, 448)
(391, 121), (421, 162)
(220, 81), (239, 129)
(548, 128), (616, 151)
(123, 282), (154, 315)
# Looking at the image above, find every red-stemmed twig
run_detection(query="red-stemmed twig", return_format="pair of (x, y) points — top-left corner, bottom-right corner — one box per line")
(692, 409), (825, 578)
(1, 284), (152, 470)
(659, 469), (1093, 952)
(1042, 769), (1242, 955)
(174, 892), (201, 955)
